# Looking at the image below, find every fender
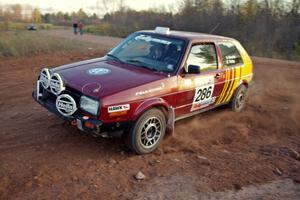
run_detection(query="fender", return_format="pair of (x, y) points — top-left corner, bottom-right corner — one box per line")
(132, 97), (170, 121)
(230, 79), (251, 101)
(238, 78), (252, 88)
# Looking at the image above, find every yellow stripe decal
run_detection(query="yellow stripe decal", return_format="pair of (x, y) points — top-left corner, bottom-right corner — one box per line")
(216, 69), (228, 104)
(223, 68), (235, 103)
(224, 67), (237, 102)
(218, 68), (231, 104)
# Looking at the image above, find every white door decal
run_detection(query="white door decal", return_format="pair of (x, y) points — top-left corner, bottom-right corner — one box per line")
(191, 76), (215, 111)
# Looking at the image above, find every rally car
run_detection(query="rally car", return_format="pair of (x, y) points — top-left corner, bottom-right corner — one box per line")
(33, 27), (253, 154)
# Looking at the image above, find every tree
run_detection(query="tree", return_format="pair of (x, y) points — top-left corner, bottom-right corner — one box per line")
(289, 0), (300, 15)
(42, 13), (51, 23)
(77, 8), (88, 20)
(241, 0), (259, 20)
(32, 8), (41, 23)
(0, 6), (4, 20)
(10, 4), (22, 21)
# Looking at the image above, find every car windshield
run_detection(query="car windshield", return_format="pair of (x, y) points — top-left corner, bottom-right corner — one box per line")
(107, 33), (186, 73)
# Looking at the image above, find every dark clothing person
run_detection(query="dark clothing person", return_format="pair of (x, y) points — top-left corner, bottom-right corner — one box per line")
(73, 23), (78, 35)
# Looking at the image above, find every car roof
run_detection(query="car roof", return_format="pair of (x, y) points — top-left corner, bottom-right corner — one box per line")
(138, 29), (235, 42)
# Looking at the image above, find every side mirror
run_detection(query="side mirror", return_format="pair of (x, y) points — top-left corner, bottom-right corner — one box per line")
(187, 65), (201, 74)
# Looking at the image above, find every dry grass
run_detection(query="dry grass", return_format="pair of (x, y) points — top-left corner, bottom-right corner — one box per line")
(0, 31), (97, 57)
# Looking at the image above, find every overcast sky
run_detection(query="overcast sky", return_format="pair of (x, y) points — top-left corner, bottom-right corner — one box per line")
(0, 0), (181, 14)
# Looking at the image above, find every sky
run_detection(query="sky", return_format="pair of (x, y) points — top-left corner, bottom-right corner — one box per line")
(0, 0), (181, 14)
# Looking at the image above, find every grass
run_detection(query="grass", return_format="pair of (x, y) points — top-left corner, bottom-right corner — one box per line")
(0, 22), (53, 31)
(0, 31), (98, 58)
(85, 24), (129, 38)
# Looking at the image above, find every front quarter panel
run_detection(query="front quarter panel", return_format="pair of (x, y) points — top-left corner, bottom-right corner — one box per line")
(99, 76), (178, 123)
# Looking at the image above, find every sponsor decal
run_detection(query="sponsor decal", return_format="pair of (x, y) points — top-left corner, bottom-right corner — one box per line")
(135, 83), (165, 96)
(108, 104), (130, 113)
(225, 55), (237, 65)
(191, 76), (215, 111)
(135, 35), (172, 45)
(87, 68), (111, 75)
(81, 82), (101, 93)
(56, 94), (77, 116)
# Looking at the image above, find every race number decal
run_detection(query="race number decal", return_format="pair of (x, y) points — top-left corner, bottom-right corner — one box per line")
(191, 76), (215, 111)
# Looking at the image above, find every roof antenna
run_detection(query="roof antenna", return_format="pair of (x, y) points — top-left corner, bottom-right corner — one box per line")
(209, 23), (220, 34)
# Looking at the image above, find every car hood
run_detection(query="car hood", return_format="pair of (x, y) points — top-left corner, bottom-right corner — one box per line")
(51, 57), (167, 98)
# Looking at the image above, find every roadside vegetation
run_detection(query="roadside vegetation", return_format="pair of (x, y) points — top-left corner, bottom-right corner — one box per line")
(0, 22), (53, 31)
(0, 31), (96, 57)
(85, 0), (300, 61)
(0, 0), (299, 60)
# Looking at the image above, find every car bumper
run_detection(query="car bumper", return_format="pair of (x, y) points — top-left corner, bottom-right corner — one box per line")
(32, 89), (129, 137)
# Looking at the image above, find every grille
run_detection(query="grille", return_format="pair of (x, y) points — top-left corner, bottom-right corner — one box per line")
(40, 85), (99, 117)
(41, 86), (81, 108)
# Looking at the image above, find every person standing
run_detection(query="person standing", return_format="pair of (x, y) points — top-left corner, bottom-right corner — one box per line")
(78, 21), (84, 35)
(73, 22), (78, 35)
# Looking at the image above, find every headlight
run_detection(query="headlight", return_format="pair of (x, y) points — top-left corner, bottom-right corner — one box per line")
(80, 96), (100, 115)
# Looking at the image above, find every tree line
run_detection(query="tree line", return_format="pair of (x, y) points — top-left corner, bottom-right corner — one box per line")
(99, 0), (300, 59)
(0, 0), (299, 60)
(0, 4), (98, 25)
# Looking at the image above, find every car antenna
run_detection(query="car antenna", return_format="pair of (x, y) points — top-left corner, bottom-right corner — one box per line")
(209, 23), (220, 34)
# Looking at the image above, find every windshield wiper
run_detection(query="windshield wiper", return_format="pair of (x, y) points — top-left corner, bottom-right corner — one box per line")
(125, 59), (159, 72)
(107, 54), (124, 63)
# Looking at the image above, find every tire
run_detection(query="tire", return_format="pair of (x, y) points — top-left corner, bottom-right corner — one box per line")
(230, 84), (248, 112)
(126, 108), (166, 154)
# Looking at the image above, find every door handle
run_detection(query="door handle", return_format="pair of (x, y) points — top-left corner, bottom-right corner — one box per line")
(215, 73), (221, 79)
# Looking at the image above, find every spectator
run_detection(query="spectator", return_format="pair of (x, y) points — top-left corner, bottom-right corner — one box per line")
(78, 22), (84, 35)
(72, 22), (78, 35)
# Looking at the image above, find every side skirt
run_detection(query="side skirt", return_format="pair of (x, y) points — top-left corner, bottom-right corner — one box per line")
(174, 102), (229, 122)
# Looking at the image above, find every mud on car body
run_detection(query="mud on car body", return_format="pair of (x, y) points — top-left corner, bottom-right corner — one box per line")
(33, 27), (253, 154)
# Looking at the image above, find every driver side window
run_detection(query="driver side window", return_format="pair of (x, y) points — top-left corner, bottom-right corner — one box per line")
(186, 43), (218, 73)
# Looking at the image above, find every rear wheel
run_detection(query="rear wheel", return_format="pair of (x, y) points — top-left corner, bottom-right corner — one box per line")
(126, 108), (166, 154)
(230, 85), (248, 112)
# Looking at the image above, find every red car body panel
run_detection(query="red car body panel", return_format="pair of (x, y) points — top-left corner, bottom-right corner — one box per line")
(52, 58), (167, 99)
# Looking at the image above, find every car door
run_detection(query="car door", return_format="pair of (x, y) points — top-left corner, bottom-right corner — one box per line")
(175, 42), (226, 118)
(215, 41), (244, 105)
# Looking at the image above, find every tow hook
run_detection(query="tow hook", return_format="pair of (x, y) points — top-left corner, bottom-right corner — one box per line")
(71, 119), (77, 126)
(70, 119), (83, 131)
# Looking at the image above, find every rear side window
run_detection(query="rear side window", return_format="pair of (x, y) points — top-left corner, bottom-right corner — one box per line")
(186, 43), (218, 72)
(219, 42), (243, 67)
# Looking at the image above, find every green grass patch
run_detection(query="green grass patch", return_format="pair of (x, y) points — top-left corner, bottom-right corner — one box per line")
(85, 24), (129, 38)
(0, 22), (53, 31)
(0, 22), (26, 31)
(0, 31), (98, 58)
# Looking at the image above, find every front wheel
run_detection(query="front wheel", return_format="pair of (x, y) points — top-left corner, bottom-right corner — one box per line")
(126, 108), (166, 154)
(230, 84), (248, 112)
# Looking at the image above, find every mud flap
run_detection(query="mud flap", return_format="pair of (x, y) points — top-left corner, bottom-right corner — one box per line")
(166, 107), (175, 135)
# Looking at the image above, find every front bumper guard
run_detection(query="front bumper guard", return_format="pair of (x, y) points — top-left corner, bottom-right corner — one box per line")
(32, 87), (129, 137)
(32, 87), (103, 134)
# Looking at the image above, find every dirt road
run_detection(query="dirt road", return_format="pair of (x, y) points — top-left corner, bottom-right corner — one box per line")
(41, 29), (122, 48)
(0, 31), (299, 199)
